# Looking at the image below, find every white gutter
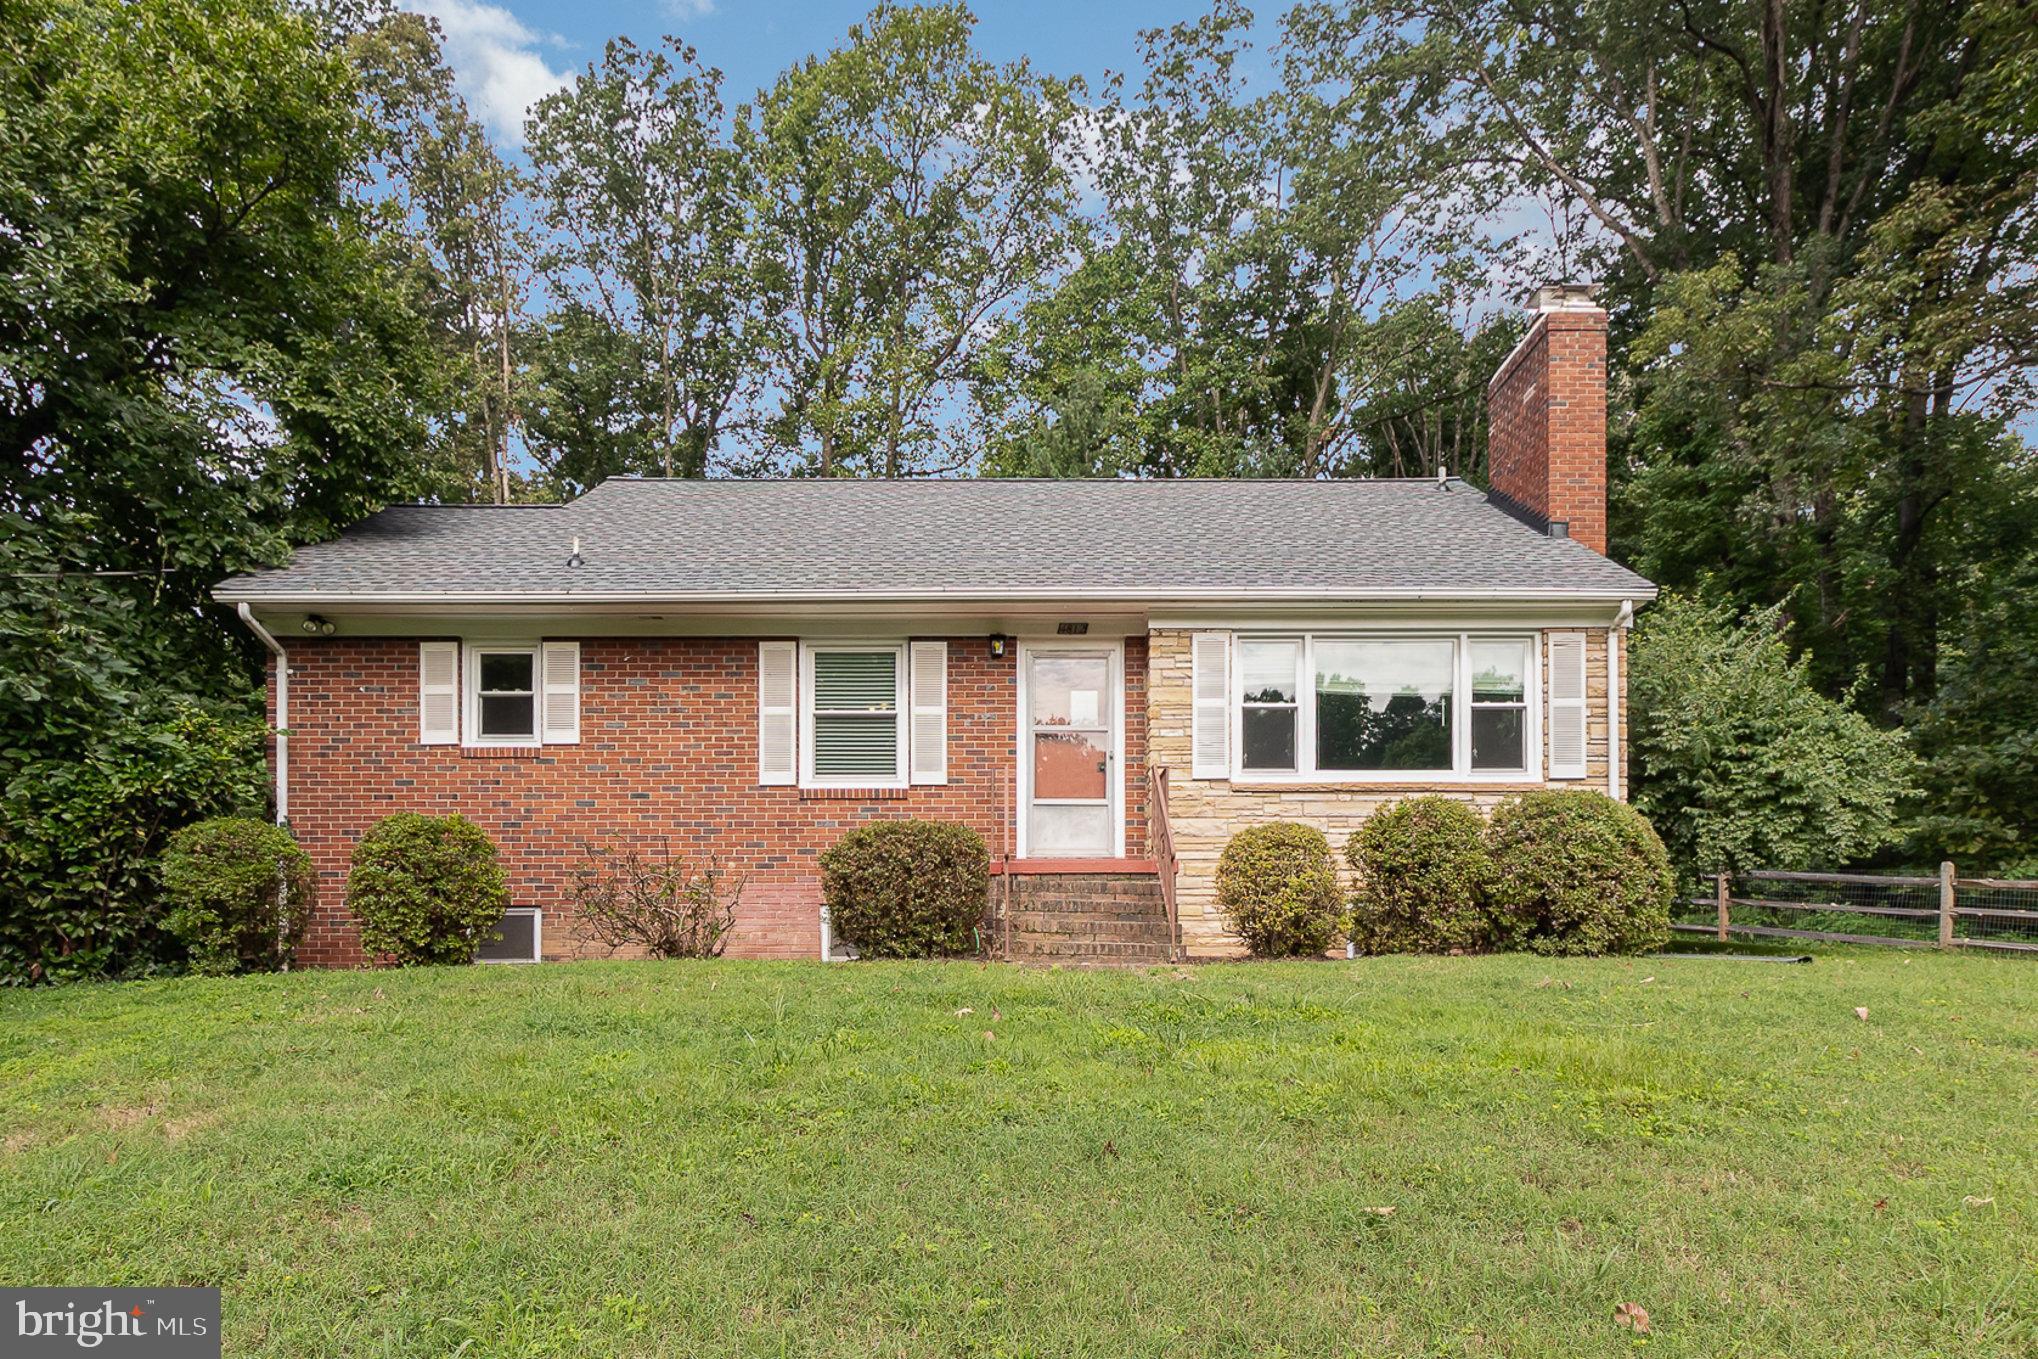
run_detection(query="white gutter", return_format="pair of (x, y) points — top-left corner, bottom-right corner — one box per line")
(1608, 598), (1634, 801)
(236, 603), (288, 824)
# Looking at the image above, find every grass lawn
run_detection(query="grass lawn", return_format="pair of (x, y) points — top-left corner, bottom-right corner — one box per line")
(2, 953), (2034, 1357)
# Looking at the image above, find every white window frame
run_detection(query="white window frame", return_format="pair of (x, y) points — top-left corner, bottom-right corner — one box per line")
(1230, 632), (1542, 784)
(477, 906), (542, 964)
(799, 641), (908, 789)
(464, 644), (542, 748)
(1236, 636), (1304, 776)
(1467, 637), (1536, 777)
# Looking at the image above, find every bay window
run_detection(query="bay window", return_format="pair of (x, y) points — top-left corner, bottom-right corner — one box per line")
(1233, 633), (1537, 780)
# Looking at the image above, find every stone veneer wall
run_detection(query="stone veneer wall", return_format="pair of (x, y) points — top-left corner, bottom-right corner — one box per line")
(1147, 627), (1627, 959)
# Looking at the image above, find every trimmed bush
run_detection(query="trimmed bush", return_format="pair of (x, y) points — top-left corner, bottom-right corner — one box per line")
(346, 813), (509, 965)
(1215, 822), (1343, 957)
(820, 820), (988, 958)
(1346, 797), (1496, 954)
(159, 817), (316, 974)
(1486, 791), (1675, 955)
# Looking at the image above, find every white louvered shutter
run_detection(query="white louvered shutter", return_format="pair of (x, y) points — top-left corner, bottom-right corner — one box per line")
(419, 641), (459, 745)
(541, 642), (580, 744)
(1191, 631), (1231, 779)
(757, 641), (797, 785)
(1547, 632), (1588, 779)
(909, 641), (948, 785)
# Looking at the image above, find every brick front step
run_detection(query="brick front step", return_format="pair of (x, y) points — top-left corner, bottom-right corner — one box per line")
(1005, 912), (1173, 942)
(1005, 936), (1176, 962)
(996, 872), (1176, 964)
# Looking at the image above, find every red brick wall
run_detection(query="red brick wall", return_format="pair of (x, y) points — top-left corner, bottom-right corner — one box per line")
(1485, 308), (1608, 554)
(272, 635), (1149, 966)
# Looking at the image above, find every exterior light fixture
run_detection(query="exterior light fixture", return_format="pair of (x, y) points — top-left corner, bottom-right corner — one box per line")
(301, 615), (336, 636)
(988, 634), (1009, 659)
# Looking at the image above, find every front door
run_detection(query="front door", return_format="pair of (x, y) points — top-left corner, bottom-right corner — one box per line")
(1023, 646), (1119, 858)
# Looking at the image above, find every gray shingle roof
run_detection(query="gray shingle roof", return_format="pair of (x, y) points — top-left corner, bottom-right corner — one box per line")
(214, 478), (1656, 603)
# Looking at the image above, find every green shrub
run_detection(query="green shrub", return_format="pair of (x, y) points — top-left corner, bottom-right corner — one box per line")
(159, 817), (315, 974)
(346, 814), (509, 965)
(1486, 791), (1675, 955)
(1630, 594), (1916, 880)
(1215, 822), (1344, 958)
(820, 820), (988, 958)
(0, 697), (268, 986)
(1346, 797), (1496, 954)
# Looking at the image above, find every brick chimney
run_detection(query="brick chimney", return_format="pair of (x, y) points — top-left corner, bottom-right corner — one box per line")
(1485, 282), (1608, 554)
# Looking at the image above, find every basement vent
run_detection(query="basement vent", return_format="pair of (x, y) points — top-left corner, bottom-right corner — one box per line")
(477, 907), (541, 963)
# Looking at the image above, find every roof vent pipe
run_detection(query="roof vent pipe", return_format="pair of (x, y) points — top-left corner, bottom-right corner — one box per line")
(567, 536), (584, 569)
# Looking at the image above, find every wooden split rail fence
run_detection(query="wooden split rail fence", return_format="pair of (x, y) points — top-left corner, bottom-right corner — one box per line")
(1682, 864), (2038, 953)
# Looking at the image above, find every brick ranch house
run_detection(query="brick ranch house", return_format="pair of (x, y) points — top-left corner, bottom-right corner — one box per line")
(215, 284), (1655, 965)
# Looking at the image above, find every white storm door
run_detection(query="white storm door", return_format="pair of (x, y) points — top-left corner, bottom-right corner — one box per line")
(1023, 647), (1119, 858)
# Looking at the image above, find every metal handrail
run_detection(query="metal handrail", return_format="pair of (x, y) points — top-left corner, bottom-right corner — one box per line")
(1148, 764), (1183, 962)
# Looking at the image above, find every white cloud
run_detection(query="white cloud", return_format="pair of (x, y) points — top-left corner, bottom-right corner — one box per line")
(664, 0), (716, 16)
(410, 0), (569, 145)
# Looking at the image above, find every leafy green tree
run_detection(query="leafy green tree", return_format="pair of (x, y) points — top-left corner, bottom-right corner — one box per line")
(1628, 595), (1917, 880)
(517, 305), (662, 496)
(1332, 294), (1522, 481)
(1905, 491), (2038, 873)
(0, 0), (443, 679)
(741, 3), (1083, 476)
(351, 10), (533, 503)
(1297, 0), (2038, 718)
(0, 0), (445, 978)
(0, 550), (268, 983)
(983, 1), (1487, 480)
(528, 37), (758, 480)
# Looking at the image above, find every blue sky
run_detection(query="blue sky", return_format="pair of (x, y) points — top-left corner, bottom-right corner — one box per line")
(411, 0), (1256, 146)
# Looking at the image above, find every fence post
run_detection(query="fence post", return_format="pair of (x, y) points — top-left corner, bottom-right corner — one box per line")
(1716, 870), (1731, 942)
(1939, 861), (1956, 950)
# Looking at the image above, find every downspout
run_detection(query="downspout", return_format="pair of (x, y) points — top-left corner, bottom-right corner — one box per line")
(236, 603), (288, 824)
(1608, 599), (1633, 800)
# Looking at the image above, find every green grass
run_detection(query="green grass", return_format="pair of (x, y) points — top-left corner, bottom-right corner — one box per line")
(3, 954), (2034, 1357)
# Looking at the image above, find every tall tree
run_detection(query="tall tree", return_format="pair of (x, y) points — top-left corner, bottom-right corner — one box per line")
(982, 1), (1485, 479)
(527, 38), (756, 481)
(517, 305), (661, 497)
(0, 0), (440, 675)
(1293, 0), (2038, 714)
(0, 0), (442, 978)
(351, 10), (533, 503)
(740, 3), (1083, 477)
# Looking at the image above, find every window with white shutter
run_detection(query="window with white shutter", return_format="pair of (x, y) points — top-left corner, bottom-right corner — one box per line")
(1190, 631), (1231, 779)
(541, 641), (580, 745)
(758, 641), (797, 785)
(419, 641), (459, 745)
(908, 640), (947, 784)
(802, 644), (906, 786)
(465, 646), (540, 746)
(1546, 632), (1588, 779)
